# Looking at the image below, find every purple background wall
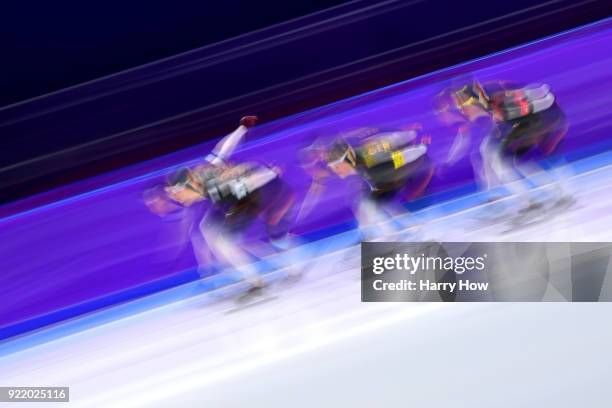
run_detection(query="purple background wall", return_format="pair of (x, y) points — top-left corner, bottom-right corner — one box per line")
(1, 19), (611, 339)
(3, 0), (608, 205)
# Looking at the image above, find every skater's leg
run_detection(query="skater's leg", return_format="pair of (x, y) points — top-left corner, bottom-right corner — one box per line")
(511, 105), (571, 199)
(488, 146), (531, 199)
(543, 154), (574, 196)
(191, 224), (216, 277)
(355, 195), (399, 241)
(199, 216), (265, 287)
(538, 113), (573, 198)
(478, 135), (502, 192)
(513, 155), (573, 204)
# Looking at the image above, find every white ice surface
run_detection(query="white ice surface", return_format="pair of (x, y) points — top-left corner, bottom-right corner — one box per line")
(1, 164), (612, 408)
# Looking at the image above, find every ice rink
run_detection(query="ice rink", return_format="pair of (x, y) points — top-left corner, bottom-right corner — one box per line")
(2, 156), (612, 408)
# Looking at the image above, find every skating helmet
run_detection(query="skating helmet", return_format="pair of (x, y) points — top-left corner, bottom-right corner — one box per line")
(453, 81), (490, 110)
(326, 138), (356, 168)
(166, 166), (190, 187)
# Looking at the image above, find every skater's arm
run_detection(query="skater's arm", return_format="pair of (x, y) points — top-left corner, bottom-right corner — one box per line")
(530, 91), (555, 113)
(242, 167), (279, 193)
(205, 125), (248, 165)
(384, 130), (418, 147)
(395, 144), (427, 165)
(205, 116), (258, 165)
(227, 167), (279, 199)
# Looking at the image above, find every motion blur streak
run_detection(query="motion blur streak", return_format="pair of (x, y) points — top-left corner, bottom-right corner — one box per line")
(1, 18), (611, 341)
(77, 305), (446, 407)
(1, 158), (611, 406)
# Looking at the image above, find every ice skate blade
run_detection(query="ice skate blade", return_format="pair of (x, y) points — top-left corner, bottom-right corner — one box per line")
(503, 196), (578, 233)
(227, 289), (278, 313)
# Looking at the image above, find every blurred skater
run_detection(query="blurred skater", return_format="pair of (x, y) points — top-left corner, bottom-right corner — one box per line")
(302, 126), (434, 241)
(146, 116), (305, 295)
(436, 79), (572, 219)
